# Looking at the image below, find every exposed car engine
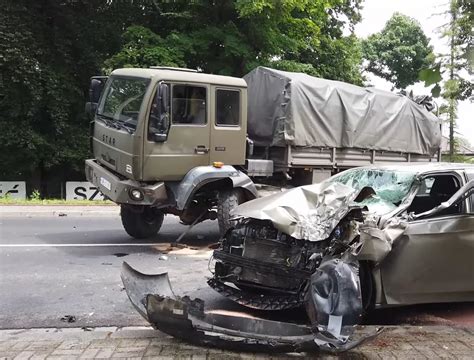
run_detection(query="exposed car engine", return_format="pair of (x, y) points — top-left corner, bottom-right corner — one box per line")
(209, 209), (363, 310)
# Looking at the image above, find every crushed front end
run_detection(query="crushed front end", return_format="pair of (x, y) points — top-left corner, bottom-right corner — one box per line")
(120, 180), (412, 353)
(209, 218), (343, 310)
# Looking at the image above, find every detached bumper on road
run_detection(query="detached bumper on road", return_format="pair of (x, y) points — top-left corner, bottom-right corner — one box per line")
(85, 159), (168, 206)
(120, 262), (381, 354)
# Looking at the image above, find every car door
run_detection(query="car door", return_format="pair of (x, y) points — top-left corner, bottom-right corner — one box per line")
(380, 173), (474, 305)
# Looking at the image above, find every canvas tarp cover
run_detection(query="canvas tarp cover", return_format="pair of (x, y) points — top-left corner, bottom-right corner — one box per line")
(244, 67), (441, 155)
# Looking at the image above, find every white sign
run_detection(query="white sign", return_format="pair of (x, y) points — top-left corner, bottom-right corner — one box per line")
(0, 182), (26, 200)
(66, 182), (105, 201)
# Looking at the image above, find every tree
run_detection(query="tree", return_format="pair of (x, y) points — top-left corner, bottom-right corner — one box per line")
(419, 0), (473, 160)
(106, 0), (364, 83)
(442, 0), (473, 160)
(362, 13), (434, 89)
(0, 0), (124, 189)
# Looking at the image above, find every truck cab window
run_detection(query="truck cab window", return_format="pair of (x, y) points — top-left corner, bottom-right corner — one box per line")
(172, 85), (206, 125)
(216, 89), (240, 126)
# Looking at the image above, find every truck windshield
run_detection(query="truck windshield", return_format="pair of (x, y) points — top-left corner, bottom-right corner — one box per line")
(97, 77), (150, 134)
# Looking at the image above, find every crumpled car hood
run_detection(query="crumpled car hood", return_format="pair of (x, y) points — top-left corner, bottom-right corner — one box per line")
(232, 182), (365, 241)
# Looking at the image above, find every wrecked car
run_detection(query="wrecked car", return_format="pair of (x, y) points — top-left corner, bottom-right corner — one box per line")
(121, 163), (473, 353)
(210, 163), (474, 313)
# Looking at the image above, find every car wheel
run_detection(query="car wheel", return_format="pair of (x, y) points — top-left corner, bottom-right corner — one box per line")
(217, 189), (245, 235)
(120, 205), (164, 239)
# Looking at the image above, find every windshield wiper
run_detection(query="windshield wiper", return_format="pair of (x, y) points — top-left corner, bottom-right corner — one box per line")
(116, 122), (133, 134)
(97, 114), (134, 134)
(114, 120), (134, 134)
(96, 114), (117, 129)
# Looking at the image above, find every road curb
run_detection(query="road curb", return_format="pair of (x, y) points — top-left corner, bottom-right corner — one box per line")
(0, 205), (120, 217)
(0, 325), (473, 359)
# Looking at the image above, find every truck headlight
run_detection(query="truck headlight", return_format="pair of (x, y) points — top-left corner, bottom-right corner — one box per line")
(129, 188), (144, 201)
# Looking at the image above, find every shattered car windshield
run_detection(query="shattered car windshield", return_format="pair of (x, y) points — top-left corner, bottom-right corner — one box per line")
(97, 77), (150, 134)
(329, 168), (417, 212)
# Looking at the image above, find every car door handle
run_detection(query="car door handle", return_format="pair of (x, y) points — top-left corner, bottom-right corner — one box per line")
(195, 145), (209, 154)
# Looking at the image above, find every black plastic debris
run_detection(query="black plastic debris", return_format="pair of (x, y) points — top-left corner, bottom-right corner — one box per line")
(60, 315), (76, 323)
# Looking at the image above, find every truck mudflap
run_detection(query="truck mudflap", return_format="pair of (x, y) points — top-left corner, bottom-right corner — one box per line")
(121, 262), (382, 353)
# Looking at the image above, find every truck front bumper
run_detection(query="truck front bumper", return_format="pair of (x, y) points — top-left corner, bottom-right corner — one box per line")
(85, 159), (168, 206)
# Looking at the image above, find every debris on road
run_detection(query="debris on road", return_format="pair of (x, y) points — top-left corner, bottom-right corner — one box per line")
(121, 262), (382, 353)
(158, 255), (169, 261)
(113, 252), (128, 258)
(60, 315), (76, 323)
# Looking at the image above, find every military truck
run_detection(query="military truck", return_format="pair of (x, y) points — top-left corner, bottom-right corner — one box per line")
(85, 66), (441, 239)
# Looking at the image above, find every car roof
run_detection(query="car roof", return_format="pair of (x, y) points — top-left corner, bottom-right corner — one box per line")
(349, 162), (474, 175)
(110, 68), (247, 88)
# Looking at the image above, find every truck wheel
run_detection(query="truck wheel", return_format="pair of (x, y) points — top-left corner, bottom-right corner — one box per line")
(217, 189), (245, 235)
(120, 205), (164, 239)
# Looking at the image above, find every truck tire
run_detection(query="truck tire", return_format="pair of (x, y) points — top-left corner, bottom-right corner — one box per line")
(120, 205), (164, 239)
(217, 189), (245, 235)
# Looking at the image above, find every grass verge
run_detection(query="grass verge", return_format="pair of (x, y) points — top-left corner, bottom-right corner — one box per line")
(0, 198), (115, 206)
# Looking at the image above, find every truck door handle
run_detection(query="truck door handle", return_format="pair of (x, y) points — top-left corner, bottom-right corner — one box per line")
(195, 145), (209, 154)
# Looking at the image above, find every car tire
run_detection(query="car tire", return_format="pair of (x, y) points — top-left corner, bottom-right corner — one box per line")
(120, 205), (164, 239)
(217, 189), (245, 235)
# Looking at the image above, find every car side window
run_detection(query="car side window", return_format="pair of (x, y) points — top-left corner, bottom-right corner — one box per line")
(467, 171), (474, 212)
(408, 174), (462, 215)
(216, 89), (240, 126)
(172, 85), (207, 125)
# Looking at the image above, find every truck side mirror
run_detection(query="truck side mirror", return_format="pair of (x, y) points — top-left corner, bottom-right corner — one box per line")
(85, 76), (108, 117)
(159, 83), (169, 113)
(153, 133), (168, 142)
(89, 78), (105, 103)
(149, 83), (170, 143)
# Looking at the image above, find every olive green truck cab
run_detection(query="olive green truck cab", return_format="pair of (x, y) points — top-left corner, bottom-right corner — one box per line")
(85, 67), (258, 238)
(85, 66), (441, 239)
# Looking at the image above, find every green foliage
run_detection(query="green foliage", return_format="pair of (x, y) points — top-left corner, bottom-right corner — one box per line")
(104, 26), (187, 71)
(30, 189), (41, 201)
(432, 0), (473, 160)
(419, 0), (473, 100)
(106, 0), (364, 82)
(419, 65), (443, 86)
(0, 0), (112, 180)
(362, 13), (434, 89)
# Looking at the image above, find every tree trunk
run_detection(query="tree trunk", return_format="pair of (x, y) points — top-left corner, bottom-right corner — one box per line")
(448, 0), (457, 162)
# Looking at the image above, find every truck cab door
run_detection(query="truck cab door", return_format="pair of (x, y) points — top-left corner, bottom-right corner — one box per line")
(209, 86), (247, 166)
(143, 83), (211, 181)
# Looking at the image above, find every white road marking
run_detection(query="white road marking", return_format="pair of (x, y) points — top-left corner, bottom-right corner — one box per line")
(0, 243), (165, 247)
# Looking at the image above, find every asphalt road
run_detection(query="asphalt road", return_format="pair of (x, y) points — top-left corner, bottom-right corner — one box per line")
(0, 211), (473, 330)
(0, 212), (233, 329)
